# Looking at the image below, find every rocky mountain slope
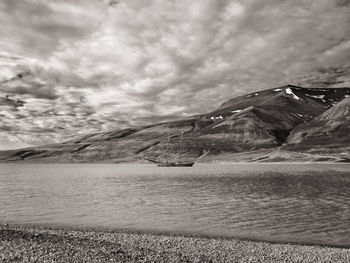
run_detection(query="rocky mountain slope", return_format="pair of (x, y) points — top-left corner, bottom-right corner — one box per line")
(281, 97), (350, 161)
(1, 85), (349, 163)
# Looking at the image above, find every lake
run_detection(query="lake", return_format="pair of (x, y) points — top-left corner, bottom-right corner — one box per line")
(0, 163), (349, 247)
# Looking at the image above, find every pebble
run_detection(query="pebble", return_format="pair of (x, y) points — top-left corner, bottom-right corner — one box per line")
(0, 224), (349, 262)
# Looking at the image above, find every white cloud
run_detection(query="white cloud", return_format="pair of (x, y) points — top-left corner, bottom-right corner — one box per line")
(0, 0), (350, 149)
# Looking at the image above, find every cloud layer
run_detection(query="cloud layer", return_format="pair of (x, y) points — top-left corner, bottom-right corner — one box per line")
(1, 0), (350, 149)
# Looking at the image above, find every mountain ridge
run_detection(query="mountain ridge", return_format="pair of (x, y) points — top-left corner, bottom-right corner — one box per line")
(1, 85), (350, 163)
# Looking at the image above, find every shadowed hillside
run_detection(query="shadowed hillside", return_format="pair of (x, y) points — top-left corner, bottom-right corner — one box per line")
(1, 85), (349, 163)
(282, 97), (350, 162)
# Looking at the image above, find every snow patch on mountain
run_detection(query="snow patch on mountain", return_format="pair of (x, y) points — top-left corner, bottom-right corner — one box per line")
(285, 88), (300, 100)
(305, 93), (326, 101)
(211, 116), (223, 120)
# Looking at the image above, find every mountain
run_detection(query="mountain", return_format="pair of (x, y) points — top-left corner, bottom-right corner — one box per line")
(282, 97), (350, 162)
(1, 85), (349, 163)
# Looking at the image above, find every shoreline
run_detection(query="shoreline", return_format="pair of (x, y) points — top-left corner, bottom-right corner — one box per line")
(1, 161), (350, 164)
(2, 222), (350, 249)
(1, 224), (350, 262)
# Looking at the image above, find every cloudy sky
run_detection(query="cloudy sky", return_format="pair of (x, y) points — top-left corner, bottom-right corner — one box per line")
(0, 0), (350, 150)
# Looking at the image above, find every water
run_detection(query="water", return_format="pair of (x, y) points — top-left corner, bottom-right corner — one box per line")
(0, 163), (349, 247)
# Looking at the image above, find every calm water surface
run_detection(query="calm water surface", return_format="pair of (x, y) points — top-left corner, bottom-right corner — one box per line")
(0, 163), (349, 246)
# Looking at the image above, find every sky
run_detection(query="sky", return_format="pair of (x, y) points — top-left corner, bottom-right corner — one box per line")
(0, 0), (350, 150)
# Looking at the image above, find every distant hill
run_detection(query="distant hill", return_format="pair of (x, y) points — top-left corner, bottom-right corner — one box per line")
(1, 85), (350, 163)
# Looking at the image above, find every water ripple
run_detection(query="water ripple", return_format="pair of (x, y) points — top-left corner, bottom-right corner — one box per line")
(0, 163), (349, 246)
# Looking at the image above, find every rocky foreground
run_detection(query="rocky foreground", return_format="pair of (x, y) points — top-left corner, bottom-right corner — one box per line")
(1, 224), (349, 262)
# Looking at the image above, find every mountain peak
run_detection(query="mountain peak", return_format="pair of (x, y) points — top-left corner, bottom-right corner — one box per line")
(1, 85), (350, 163)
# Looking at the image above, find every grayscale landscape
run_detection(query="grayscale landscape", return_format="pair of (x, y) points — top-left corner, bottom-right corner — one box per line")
(0, 0), (350, 262)
(1, 85), (350, 163)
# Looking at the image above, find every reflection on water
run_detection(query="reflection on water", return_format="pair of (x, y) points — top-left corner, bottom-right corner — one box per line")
(0, 163), (349, 246)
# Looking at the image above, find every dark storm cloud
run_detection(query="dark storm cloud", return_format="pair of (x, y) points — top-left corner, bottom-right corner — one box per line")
(0, 0), (350, 149)
(0, 95), (24, 108)
(0, 0), (100, 57)
(292, 66), (350, 88)
(0, 72), (58, 100)
(336, 0), (350, 7)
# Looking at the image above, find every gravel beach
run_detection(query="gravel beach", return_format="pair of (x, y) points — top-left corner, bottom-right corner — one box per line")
(1, 224), (349, 263)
